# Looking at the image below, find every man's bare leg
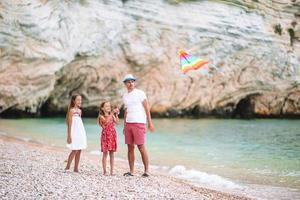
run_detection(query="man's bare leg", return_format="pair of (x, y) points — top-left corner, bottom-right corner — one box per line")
(137, 144), (149, 174)
(127, 144), (135, 174)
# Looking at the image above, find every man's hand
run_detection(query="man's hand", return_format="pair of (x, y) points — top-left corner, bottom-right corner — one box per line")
(148, 122), (154, 132)
(113, 107), (120, 116)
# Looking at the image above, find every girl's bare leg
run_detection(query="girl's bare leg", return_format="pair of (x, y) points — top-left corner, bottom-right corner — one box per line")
(65, 150), (76, 170)
(74, 150), (81, 172)
(109, 151), (115, 175)
(102, 152), (108, 175)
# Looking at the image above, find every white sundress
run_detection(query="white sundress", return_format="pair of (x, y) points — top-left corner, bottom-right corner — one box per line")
(66, 108), (87, 150)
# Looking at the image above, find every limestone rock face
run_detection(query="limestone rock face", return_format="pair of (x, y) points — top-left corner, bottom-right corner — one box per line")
(0, 0), (300, 117)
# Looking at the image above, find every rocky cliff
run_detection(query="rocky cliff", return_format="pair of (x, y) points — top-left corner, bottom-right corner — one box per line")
(0, 0), (300, 118)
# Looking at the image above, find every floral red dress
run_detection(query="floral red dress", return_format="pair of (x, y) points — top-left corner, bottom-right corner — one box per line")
(101, 115), (117, 152)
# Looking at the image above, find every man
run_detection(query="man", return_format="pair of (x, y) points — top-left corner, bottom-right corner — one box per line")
(122, 74), (154, 177)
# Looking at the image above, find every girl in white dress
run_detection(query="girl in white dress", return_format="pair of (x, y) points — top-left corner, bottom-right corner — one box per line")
(65, 94), (87, 172)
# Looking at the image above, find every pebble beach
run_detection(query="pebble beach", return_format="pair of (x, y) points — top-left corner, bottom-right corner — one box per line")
(0, 135), (252, 200)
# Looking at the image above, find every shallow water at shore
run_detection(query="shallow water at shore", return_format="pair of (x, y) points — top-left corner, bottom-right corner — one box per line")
(0, 118), (299, 199)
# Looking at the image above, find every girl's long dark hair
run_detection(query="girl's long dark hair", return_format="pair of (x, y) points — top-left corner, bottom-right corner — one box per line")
(66, 94), (81, 124)
(98, 101), (111, 118)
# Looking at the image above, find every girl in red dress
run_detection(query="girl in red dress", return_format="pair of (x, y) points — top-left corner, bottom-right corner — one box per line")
(98, 101), (119, 175)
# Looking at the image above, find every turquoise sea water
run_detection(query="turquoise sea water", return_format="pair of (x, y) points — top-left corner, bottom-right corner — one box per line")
(0, 118), (299, 199)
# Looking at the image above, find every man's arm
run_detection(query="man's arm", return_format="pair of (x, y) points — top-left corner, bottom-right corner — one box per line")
(142, 99), (154, 132)
(123, 108), (127, 134)
(124, 108), (127, 124)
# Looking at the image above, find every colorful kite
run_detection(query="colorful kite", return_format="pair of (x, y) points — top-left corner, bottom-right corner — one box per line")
(179, 50), (209, 74)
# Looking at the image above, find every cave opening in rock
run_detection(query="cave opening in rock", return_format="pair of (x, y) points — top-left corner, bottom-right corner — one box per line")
(0, 108), (32, 118)
(232, 96), (255, 119)
(40, 99), (65, 117)
(40, 99), (51, 117)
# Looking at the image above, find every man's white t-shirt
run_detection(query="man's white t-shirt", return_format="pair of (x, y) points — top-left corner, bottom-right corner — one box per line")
(123, 89), (147, 124)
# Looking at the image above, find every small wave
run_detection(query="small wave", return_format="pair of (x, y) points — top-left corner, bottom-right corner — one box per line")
(90, 150), (101, 155)
(15, 136), (31, 142)
(0, 133), (45, 145)
(0, 131), (8, 136)
(281, 171), (300, 177)
(89, 151), (170, 172)
(14, 136), (45, 145)
(252, 168), (300, 177)
(150, 165), (170, 171)
(168, 165), (243, 190)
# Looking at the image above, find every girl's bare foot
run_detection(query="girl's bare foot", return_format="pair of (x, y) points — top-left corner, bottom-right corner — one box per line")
(64, 168), (70, 173)
(74, 169), (79, 173)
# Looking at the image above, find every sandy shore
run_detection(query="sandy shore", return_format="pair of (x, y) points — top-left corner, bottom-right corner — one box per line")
(0, 135), (252, 200)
